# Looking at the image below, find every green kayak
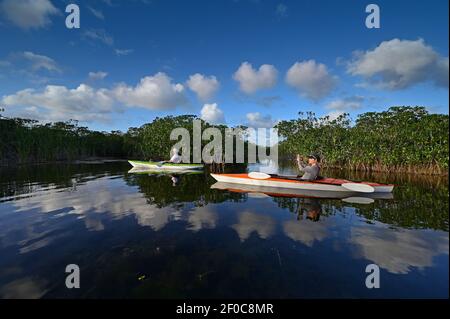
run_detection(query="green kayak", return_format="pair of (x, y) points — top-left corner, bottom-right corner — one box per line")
(128, 160), (204, 171)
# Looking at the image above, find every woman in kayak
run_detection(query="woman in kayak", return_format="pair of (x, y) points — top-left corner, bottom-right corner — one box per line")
(156, 148), (182, 166)
(169, 148), (182, 163)
(296, 154), (320, 181)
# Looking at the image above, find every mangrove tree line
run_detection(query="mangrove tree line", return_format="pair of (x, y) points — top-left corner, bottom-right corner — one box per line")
(275, 106), (449, 174)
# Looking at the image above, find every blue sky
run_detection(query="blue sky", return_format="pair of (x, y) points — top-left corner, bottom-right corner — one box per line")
(0, 0), (448, 132)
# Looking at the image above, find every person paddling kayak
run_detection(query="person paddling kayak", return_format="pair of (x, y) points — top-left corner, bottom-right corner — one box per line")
(155, 148), (182, 166)
(169, 148), (182, 163)
(296, 154), (320, 181)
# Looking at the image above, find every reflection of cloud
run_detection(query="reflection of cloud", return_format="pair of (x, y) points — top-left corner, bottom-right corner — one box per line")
(188, 206), (218, 232)
(1, 177), (181, 252)
(282, 220), (328, 247)
(350, 225), (449, 274)
(0, 277), (48, 299)
(134, 206), (177, 231)
(232, 211), (276, 241)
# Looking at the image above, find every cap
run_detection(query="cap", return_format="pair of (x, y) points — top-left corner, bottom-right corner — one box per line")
(307, 154), (320, 161)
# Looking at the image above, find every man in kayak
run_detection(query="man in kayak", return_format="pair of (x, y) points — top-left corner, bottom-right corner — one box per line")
(296, 154), (320, 181)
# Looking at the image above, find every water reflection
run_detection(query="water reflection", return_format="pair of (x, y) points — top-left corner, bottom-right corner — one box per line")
(0, 162), (448, 298)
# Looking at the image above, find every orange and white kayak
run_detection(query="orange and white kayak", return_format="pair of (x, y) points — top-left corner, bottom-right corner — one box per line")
(210, 173), (394, 193)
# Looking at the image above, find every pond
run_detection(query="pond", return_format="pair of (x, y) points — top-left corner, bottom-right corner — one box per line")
(0, 161), (448, 298)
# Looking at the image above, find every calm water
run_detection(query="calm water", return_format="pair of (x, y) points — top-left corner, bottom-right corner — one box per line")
(0, 162), (448, 298)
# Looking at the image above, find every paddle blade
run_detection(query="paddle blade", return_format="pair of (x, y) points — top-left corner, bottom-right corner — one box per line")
(247, 192), (270, 199)
(342, 197), (375, 204)
(342, 183), (375, 193)
(248, 172), (271, 180)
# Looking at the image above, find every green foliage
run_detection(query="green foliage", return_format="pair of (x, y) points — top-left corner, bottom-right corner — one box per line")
(0, 118), (125, 165)
(275, 106), (449, 174)
(1, 106), (448, 173)
(0, 114), (250, 165)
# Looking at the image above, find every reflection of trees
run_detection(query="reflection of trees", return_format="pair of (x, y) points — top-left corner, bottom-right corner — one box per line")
(0, 162), (128, 199)
(122, 172), (245, 209)
(272, 181), (448, 231)
(275, 163), (449, 231)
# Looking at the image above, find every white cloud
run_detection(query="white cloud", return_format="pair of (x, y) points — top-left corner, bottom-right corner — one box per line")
(22, 51), (60, 73)
(187, 73), (220, 101)
(347, 38), (449, 90)
(83, 29), (114, 46)
(1, 73), (190, 121)
(1, 84), (116, 122)
(88, 71), (108, 80)
(0, 0), (59, 29)
(115, 48), (134, 56)
(200, 103), (225, 124)
(87, 6), (104, 20)
(286, 60), (337, 101)
(245, 112), (275, 128)
(233, 62), (278, 94)
(113, 72), (187, 110)
(275, 3), (288, 18)
(325, 110), (345, 122)
(325, 96), (364, 111)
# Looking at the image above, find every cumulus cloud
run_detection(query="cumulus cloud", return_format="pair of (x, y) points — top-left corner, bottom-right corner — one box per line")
(113, 72), (187, 110)
(233, 62), (278, 94)
(0, 0), (59, 29)
(325, 96), (364, 111)
(347, 38), (449, 90)
(187, 73), (220, 101)
(286, 60), (337, 101)
(1, 72), (190, 122)
(88, 71), (108, 80)
(245, 112), (276, 128)
(325, 110), (345, 122)
(1, 84), (116, 122)
(200, 103), (225, 124)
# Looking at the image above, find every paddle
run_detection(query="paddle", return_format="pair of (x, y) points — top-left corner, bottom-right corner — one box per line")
(156, 161), (168, 167)
(247, 171), (375, 193)
(342, 197), (375, 204)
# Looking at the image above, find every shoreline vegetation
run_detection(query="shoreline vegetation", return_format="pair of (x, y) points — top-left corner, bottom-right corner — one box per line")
(1, 106), (448, 175)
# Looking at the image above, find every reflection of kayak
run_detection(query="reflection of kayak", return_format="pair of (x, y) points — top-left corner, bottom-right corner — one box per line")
(128, 160), (204, 170)
(128, 167), (203, 175)
(210, 174), (394, 193)
(211, 182), (394, 200)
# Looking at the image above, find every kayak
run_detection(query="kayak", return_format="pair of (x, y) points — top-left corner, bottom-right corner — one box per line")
(210, 173), (394, 193)
(211, 182), (393, 200)
(128, 167), (203, 175)
(128, 160), (204, 170)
